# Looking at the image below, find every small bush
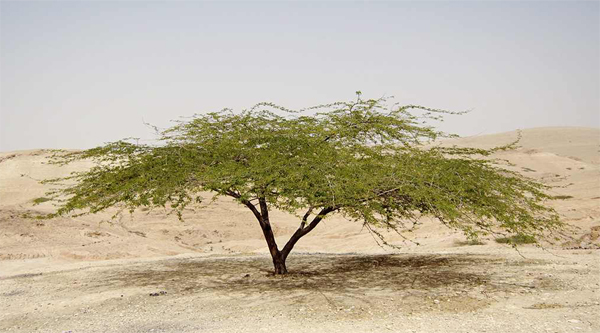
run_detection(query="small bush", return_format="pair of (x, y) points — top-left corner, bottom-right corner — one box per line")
(495, 234), (536, 245)
(32, 197), (51, 205)
(551, 195), (573, 200)
(454, 239), (486, 246)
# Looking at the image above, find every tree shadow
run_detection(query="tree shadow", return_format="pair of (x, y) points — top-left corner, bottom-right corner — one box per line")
(103, 254), (505, 295)
(94, 253), (567, 313)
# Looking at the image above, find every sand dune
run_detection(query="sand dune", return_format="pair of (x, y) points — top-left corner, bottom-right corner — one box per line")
(444, 127), (599, 165)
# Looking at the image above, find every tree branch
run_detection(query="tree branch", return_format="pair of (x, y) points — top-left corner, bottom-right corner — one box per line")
(281, 206), (335, 260)
(300, 207), (314, 229)
(225, 190), (240, 198)
(241, 199), (262, 224)
(258, 197), (269, 225)
(225, 190), (264, 225)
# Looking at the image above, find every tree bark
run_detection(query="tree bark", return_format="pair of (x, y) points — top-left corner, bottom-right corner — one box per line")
(259, 217), (287, 274)
(257, 197), (288, 274)
(272, 252), (288, 274)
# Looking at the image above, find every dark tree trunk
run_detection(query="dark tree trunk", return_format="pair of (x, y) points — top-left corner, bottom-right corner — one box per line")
(272, 253), (288, 274)
(257, 197), (289, 275)
(259, 218), (288, 274)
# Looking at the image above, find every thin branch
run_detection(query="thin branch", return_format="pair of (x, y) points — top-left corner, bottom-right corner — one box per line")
(300, 207), (314, 230)
(241, 199), (262, 224)
(258, 197), (269, 224)
(225, 190), (240, 198)
(281, 206), (335, 259)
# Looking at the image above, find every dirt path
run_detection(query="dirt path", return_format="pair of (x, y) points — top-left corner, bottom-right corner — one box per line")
(1, 249), (598, 333)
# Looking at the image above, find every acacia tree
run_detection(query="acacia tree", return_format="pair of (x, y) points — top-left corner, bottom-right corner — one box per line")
(42, 93), (563, 274)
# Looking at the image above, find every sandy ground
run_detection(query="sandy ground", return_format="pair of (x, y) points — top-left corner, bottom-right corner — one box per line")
(0, 127), (599, 332)
(1, 249), (599, 333)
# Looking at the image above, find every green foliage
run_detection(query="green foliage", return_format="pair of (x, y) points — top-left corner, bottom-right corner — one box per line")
(41, 93), (564, 248)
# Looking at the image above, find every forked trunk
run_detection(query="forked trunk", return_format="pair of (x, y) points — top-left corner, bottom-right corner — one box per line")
(241, 196), (333, 275)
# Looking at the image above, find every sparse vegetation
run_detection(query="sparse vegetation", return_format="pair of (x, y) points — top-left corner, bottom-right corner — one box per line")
(495, 234), (537, 245)
(32, 197), (51, 205)
(552, 195), (574, 200)
(455, 239), (486, 246)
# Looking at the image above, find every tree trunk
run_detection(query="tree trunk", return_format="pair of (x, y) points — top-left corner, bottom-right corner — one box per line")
(256, 197), (288, 275)
(272, 253), (288, 274)
(261, 223), (288, 275)
(239, 195), (333, 275)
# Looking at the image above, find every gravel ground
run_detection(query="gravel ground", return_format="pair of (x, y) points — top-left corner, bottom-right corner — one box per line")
(1, 249), (598, 333)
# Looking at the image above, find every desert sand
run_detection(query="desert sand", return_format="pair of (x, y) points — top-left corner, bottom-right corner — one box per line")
(1, 127), (599, 332)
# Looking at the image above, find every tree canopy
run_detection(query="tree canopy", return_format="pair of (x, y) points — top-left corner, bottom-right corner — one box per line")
(41, 93), (564, 274)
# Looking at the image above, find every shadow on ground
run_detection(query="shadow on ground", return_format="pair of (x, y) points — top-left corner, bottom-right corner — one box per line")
(105, 254), (492, 292)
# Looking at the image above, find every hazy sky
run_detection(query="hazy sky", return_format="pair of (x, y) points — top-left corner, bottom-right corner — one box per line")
(1, 1), (598, 151)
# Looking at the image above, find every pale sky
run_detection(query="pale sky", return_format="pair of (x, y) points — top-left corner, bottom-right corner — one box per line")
(1, 1), (598, 151)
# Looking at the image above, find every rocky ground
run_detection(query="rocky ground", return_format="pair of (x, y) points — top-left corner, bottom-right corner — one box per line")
(1, 247), (599, 333)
